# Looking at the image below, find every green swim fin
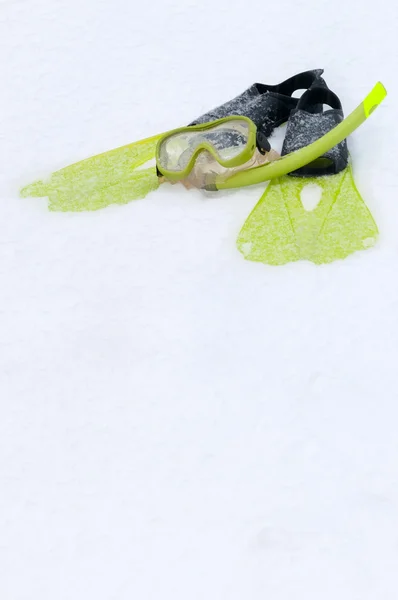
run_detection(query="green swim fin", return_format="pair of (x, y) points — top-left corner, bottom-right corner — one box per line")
(237, 166), (378, 265)
(237, 85), (381, 265)
(20, 133), (161, 212)
(20, 70), (326, 212)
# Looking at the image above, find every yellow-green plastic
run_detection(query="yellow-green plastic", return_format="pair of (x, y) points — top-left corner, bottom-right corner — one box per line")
(237, 166), (379, 265)
(20, 133), (162, 211)
(218, 82), (387, 189)
(156, 116), (257, 182)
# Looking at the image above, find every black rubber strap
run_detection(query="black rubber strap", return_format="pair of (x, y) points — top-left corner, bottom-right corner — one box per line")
(297, 86), (343, 114)
(255, 69), (325, 97)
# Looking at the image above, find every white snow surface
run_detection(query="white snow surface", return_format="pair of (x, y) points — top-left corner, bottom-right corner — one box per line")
(1, 1), (398, 598)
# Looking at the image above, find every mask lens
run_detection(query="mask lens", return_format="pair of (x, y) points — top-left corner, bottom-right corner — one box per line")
(158, 118), (251, 173)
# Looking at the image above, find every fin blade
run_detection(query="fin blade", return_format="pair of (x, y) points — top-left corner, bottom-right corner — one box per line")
(237, 179), (300, 265)
(20, 134), (162, 211)
(237, 167), (378, 265)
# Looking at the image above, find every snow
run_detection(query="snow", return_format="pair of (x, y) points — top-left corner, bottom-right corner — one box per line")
(300, 183), (323, 211)
(1, 0), (398, 598)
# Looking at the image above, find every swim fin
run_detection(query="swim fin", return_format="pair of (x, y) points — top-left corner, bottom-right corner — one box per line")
(21, 70), (324, 211)
(237, 85), (380, 265)
(20, 133), (162, 211)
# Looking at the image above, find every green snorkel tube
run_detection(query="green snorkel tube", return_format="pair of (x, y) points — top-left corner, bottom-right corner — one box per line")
(215, 82), (387, 190)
